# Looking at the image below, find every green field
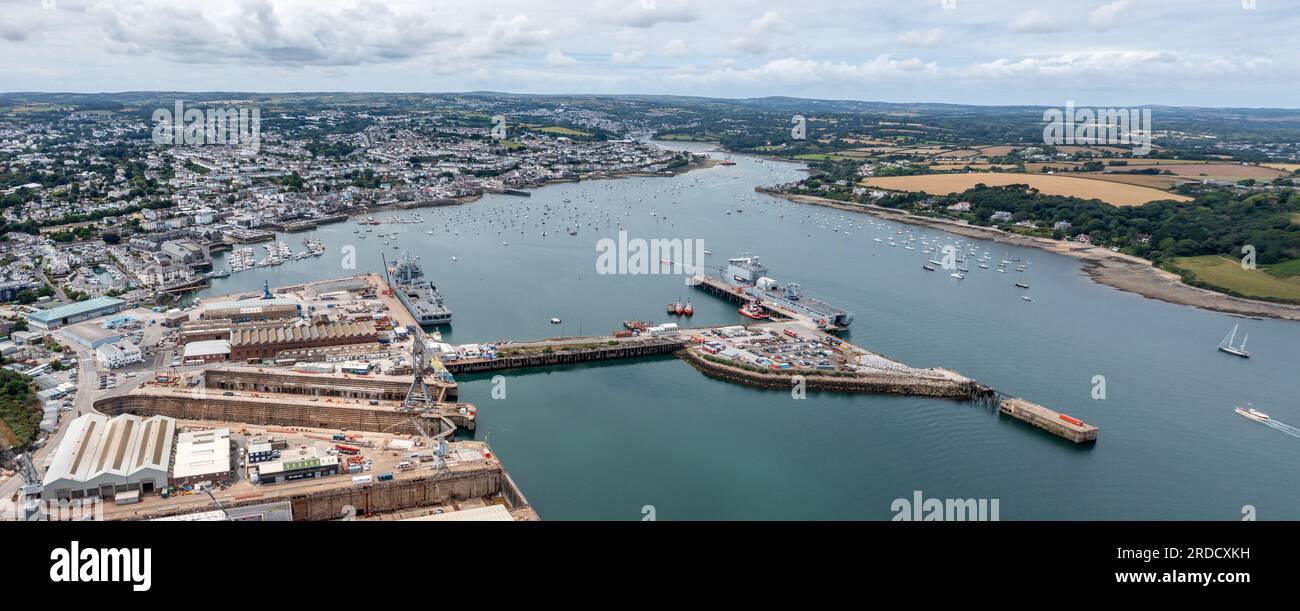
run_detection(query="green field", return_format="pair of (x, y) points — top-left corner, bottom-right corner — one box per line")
(794, 153), (855, 161)
(657, 134), (717, 142)
(1171, 255), (1300, 301)
(536, 126), (592, 137)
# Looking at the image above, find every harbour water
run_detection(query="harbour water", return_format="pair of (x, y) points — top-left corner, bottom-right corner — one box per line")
(195, 141), (1300, 520)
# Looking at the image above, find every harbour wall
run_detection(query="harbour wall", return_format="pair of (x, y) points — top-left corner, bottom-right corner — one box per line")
(677, 349), (979, 399)
(445, 338), (689, 374)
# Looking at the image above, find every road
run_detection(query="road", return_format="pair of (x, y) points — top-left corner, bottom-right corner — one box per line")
(0, 342), (97, 517)
(0, 314), (174, 517)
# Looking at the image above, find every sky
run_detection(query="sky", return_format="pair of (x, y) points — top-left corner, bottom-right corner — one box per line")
(1, 0), (1296, 108)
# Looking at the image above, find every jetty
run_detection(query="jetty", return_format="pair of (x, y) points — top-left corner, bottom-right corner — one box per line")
(999, 398), (1099, 444)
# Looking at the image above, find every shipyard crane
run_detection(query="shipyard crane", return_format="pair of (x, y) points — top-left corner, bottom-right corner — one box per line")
(401, 324), (433, 411)
(9, 452), (45, 521)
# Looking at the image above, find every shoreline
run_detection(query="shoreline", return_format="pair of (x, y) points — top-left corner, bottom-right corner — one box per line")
(338, 156), (717, 219)
(766, 190), (1300, 322)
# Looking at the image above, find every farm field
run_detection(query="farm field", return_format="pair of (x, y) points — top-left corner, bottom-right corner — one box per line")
(1171, 255), (1300, 302)
(1097, 158), (1218, 165)
(1157, 164), (1288, 179)
(860, 172), (1192, 206)
(928, 163), (1019, 171)
(975, 145), (1022, 156)
(535, 126), (593, 137)
(1085, 173), (1192, 189)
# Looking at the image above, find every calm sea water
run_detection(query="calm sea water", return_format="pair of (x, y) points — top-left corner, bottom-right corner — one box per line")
(196, 142), (1300, 520)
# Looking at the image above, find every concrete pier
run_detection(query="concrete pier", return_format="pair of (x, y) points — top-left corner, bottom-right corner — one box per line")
(445, 335), (689, 374)
(999, 398), (1098, 444)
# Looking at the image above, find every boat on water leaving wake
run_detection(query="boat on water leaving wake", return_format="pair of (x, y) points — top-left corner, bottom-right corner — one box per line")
(1234, 406), (1269, 423)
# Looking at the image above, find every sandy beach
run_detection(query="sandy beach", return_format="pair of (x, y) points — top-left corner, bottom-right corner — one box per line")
(769, 190), (1300, 322)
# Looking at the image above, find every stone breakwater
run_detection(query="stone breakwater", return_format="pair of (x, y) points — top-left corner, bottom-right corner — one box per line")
(676, 349), (980, 399)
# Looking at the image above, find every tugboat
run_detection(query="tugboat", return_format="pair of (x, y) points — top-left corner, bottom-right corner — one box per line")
(739, 301), (769, 320)
(683, 302), (694, 316)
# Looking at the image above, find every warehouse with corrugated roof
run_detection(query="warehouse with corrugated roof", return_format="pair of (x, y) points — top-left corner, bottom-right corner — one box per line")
(27, 296), (127, 331)
(41, 413), (176, 501)
(199, 297), (301, 322)
(229, 320), (378, 361)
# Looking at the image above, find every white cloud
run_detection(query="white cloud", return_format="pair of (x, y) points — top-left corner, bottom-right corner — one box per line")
(612, 50), (645, 64)
(898, 28), (944, 48)
(730, 11), (791, 55)
(1011, 9), (1068, 34)
(967, 50), (1276, 81)
(545, 49), (576, 66)
(1, 0), (1295, 106)
(669, 55), (940, 88)
(1089, 1), (1132, 27)
(600, 0), (699, 28)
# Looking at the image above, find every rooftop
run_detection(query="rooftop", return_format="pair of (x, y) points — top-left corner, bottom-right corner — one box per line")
(43, 413), (175, 487)
(183, 339), (231, 358)
(172, 428), (232, 480)
(29, 296), (126, 323)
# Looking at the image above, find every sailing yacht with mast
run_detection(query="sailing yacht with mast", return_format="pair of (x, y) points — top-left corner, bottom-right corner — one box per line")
(1217, 324), (1251, 358)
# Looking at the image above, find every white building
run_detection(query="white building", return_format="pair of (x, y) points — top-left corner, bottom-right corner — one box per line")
(172, 428), (233, 485)
(42, 413), (176, 500)
(95, 340), (143, 369)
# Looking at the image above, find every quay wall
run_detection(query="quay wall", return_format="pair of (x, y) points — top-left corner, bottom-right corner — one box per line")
(999, 398), (1099, 444)
(288, 467), (510, 521)
(678, 349), (978, 398)
(445, 339), (688, 374)
(116, 467), (512, 521)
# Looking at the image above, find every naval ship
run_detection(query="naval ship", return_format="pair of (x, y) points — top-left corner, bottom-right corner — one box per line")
(723, 255), (855, 327)
(383, 252), (452, 326)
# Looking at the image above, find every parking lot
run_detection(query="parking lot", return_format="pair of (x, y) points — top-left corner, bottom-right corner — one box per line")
(695, 325), (853, 372)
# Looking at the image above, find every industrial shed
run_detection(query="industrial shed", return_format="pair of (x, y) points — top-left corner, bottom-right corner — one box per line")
(41, 413), (176, 501)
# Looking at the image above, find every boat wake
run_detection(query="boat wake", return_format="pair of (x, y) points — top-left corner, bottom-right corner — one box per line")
(1263, 418), (1300, 439)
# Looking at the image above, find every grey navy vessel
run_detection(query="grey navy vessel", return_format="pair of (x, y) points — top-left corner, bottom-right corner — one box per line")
(383, 252), (452, 325)
(724, 255), (854, 327)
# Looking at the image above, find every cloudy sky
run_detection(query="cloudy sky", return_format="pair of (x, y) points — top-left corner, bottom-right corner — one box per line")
(1, 0), (1295, 107)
